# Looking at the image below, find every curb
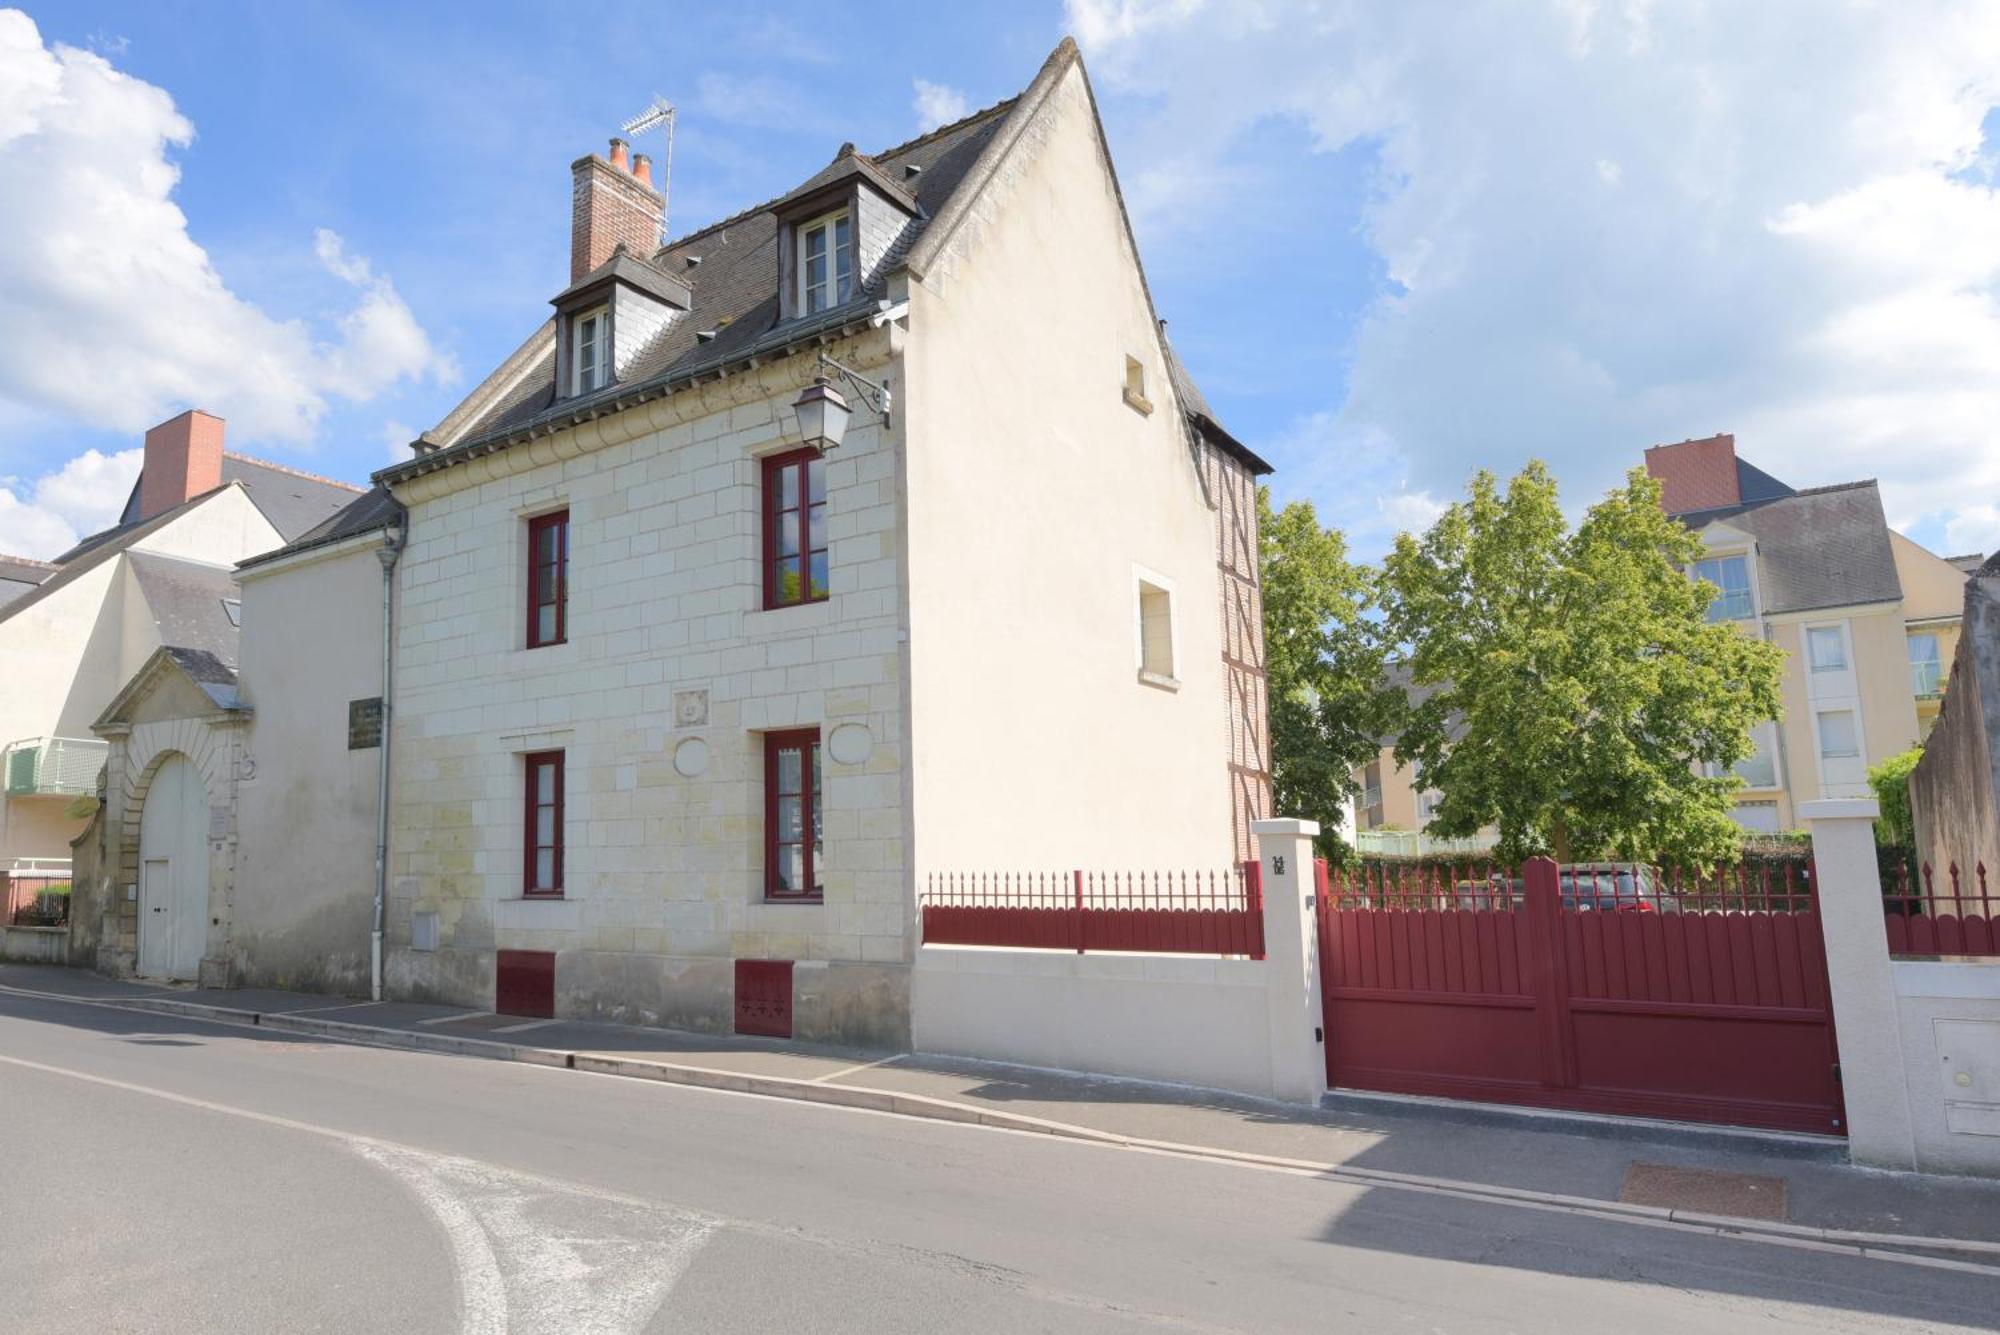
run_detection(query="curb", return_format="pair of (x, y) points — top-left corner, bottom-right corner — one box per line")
(10, 981), (2000, 1265)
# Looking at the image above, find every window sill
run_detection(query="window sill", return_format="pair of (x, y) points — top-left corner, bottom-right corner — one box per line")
(1136, 669), (1181, 692)
(1122, 387), (1154, 416)
(761, 895), (825, 906)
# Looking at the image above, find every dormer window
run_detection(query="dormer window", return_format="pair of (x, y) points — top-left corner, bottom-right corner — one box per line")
(573, 305), (608, 394)
(798, 210), (854, 314)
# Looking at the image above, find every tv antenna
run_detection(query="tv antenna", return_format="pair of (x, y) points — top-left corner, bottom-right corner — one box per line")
(621, 96), (677, 244)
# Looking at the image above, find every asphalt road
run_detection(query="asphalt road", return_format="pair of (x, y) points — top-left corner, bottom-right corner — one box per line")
(1, 989), (1993, 1335)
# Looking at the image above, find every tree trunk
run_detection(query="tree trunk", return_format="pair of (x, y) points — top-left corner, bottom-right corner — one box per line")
(1550, 817), (1573, 865)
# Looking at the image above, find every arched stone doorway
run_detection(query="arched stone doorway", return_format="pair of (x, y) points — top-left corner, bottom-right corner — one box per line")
(136, 753), (210, 980)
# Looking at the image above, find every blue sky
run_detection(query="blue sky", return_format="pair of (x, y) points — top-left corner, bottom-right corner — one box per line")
(3, 2), (1998, 563)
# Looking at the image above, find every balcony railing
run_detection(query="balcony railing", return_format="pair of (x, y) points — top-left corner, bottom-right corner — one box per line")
(3, 737), (108, 797)
(1911, 659), (1945, 700)
(1356, 829), (1502, 858)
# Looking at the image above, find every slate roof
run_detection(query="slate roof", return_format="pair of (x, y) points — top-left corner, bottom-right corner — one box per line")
(1680, 480), (1903, 615)
(162, 646), (242, 711)
(238, 486), (405, 573)
(393, 40), (1262, 481)
(126, 552), (241, 668)
(64, 454), (362, 567)
(0, 554), (54, 609)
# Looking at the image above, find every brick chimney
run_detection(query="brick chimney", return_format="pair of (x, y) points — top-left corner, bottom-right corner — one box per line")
(570, 137), (664, 283)
(1644, 433), (1740, 515)
(137, 409), (226, 521)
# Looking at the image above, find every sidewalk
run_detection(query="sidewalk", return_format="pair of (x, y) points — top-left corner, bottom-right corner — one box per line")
(6, 960), (1999, 1255)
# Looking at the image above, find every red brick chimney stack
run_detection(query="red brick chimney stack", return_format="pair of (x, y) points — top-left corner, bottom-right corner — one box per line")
(1644, 433), (1741, 515)
(137, 409), (225, 521)
(570, 137), (663, 283)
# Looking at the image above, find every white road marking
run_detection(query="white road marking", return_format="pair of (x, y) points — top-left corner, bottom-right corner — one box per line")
(0, 1052), (717, 1334)
(277, 1001), (378, 1016)
(414, 1010), (490, 1026)
(490, 1017), (563, 1034)
(808, 1053), (905, 1083)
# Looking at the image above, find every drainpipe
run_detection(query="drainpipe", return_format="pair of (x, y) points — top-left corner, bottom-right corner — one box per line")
(372, 518), (405, 1002)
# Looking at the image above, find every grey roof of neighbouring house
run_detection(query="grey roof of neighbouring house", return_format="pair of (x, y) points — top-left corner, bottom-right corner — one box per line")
(1678, 479), (1903, 615)
(126, 552), (241, 668)
(0, 554), (54, 609)
(391, 40), (1266, 484)
(161, 645), (242, 710)
(238, 485), (405, 572)
(70, 453), (365, 566)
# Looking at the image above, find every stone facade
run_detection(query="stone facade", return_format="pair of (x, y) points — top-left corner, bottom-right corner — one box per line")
(1910, 555), (2000, 889)
(386, 334), (910, 1045)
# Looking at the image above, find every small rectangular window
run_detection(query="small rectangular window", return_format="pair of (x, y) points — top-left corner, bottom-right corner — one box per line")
(1693, 555), (1752, 621)
(526, 510), (569, 648)
(763, 729), (822, 901)
(797, 211), (854, 314)
(1123, 355), (1152, 414)
(1816, 710), (1859, 760)
(574, 307), (608, 394)
(221, 598), (241, 627)
(1136, 578), (1176, 683)
(523, 750), (564, 897)
(1806, 626), (1846, 672)
(763, 449), (828, 608)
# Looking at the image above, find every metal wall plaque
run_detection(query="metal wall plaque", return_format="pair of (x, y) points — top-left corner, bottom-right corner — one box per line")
(348, 697), (384, 750)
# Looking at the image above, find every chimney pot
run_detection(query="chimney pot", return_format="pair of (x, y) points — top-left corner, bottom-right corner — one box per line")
(632, 153), (653, 186)
(608, 137), (630, 171)
(137, 410), (226, 521)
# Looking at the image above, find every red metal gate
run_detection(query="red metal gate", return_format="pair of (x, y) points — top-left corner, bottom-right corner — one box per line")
(1317, 857), (1845, 1135)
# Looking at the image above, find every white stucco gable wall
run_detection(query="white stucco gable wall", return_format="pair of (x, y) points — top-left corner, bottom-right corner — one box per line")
(901, 56), (1237, 871)
(129, 484), (285, 566)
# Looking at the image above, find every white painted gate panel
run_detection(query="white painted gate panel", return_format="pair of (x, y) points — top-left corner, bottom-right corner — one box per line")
(137, 756), (209, 981)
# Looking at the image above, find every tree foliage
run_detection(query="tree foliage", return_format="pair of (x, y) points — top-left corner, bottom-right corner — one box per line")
(1378, 462), (1784, 866)
(1259, 488), (1398, 860)
(1868, 746), (1923, 849)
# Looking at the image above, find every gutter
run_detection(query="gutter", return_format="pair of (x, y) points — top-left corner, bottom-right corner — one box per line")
(371, 517), (405, 1002)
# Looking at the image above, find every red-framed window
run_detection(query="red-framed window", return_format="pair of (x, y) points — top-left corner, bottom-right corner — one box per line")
(762, 449), (827, 609)
(523, 750), (564, 897)
(527, 510), (569, 648)
(763, 728), (822, 901)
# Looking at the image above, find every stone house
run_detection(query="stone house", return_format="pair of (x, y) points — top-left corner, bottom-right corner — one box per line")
(372, 39), (1272, 1046)
(0, 409), (357, 919)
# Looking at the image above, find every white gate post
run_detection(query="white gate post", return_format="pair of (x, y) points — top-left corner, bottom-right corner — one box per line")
(1802, 798), (1917, 1169)
(1251, 818), (1329, 1104)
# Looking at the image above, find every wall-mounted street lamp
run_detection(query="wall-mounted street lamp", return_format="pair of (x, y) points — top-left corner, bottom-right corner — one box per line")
(792, 352), (891, 451)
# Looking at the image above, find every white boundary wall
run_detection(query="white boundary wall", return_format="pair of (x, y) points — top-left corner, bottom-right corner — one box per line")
(1807, 799), (2000, 1177)
(913, 948), (1273, 1092)
(910, 820), (1330, 1103)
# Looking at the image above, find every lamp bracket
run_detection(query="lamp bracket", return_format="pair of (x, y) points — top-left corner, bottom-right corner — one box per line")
(817, 353), (892, 429)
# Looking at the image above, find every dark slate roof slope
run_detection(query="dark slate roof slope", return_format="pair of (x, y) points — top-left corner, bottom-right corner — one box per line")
(1684, 481), (1902, 614)
(126, 552), (241, 668)
(238, 486), (405, 572)
(0, 554), (54, 609)
(220, 455), (364, 540)
(428, 98), (1019, 448)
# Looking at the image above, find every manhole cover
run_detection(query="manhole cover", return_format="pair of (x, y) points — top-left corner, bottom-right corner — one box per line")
(1619, 1161), (1789, 1221)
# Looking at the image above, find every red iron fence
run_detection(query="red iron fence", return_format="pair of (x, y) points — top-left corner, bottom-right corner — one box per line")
(921, 863), (1264, 957)
(1883, 860), (1998, 957)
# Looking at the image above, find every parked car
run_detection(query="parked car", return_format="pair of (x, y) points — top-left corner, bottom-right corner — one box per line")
(1454, 864), (1673, 913)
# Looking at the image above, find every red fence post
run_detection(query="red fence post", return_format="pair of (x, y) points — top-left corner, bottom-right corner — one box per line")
(1073, 869), (1085, 955)
(1522, 857), (1576, 1091)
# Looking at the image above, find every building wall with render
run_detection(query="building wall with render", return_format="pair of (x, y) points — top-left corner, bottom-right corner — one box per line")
(384, 338), (911, 1046)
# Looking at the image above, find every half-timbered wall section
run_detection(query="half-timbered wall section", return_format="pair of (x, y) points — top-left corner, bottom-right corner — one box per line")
(1202, 438), (1272, 862)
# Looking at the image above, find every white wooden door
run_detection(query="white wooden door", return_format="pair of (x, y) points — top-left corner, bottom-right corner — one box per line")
(137, 756), (210, 980)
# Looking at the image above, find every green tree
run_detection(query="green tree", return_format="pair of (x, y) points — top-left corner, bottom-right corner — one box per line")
(1259, 488), (1398, 861)
(1378, 462), (1784, 866)
(1868, 746), (1923, 849)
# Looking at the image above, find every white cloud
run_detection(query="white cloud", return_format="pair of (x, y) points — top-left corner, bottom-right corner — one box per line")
(912, 80), (969, 133)
(0, 445), (140, 556)
(0, 9), (452, 450)
(1072, 0), (2000, 557)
